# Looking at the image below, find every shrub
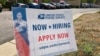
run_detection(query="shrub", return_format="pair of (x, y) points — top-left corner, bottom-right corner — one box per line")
(82, 43), (93, 56)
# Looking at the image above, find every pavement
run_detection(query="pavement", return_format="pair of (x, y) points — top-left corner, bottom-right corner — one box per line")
(0, 11), (13, 45)
(72, 8), (100, 20)
(0, 8), (100, 56)
(0, 40), (17, 56)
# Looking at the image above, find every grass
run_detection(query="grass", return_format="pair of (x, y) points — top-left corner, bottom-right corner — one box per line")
(97, 11), (100, 13)
(60, 11), (100, 56)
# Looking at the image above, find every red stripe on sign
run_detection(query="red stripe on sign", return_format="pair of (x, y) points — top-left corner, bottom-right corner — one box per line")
(14, 29), (29, 56)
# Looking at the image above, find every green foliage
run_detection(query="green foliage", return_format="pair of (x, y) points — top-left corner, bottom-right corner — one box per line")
(93, 0), (97, 4)
(81, 0), (87, 3)
(81, 0), (97, 3)
(83, 43), (93, 56)
(18, 0), (26, 3)
(43, 0), (51, 3)
(0, 0), (6, 5)
(18, 0), (24, 3)
(29, 0), (33, 3)
(17, 0), (30, 4)
(87, 0), (94, 3)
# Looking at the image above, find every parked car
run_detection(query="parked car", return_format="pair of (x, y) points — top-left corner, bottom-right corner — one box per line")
(81, 3), (100, 8)
(49, 2), (70, 9)
(59, 2), (70, 9)
(94, 5), (100, 8)
(49, 2), (57, 7)
(39, 3), (56, 9)
(90, 4), (100, 8)
(12, 3), (28, 8)
(49, 2), (60, 9)
(0, 4), (2, 12)
(27, 3), (40, 9)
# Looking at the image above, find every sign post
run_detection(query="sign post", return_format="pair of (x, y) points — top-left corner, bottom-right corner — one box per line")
(12, 7), (77, 56)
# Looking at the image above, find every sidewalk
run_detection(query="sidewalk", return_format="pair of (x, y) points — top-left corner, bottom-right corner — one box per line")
(0, 40), (17, 56)
(0, 10), (99, 56)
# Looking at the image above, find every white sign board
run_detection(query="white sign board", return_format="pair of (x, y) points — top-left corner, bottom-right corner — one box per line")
(12, 7), (77, 56)
(26, 9), (77, 56)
